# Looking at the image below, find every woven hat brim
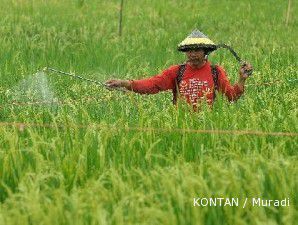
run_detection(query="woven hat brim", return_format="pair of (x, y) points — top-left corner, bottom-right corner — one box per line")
(179, 37), (215, 46)
(177, 37), (217, 52)
(178, 44), (217, 52)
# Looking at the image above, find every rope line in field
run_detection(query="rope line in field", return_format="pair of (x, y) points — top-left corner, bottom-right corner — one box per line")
(1, 78), (297, 108)
(1, 96), (97, 107)
(0, 122), (297, 137)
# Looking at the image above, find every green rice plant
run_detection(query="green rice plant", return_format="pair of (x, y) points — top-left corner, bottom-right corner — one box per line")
(0, 0), (297, 224)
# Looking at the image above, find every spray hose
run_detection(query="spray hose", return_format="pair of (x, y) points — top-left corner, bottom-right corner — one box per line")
(43, 67), (127, 92)
(216, 44), (253, 76)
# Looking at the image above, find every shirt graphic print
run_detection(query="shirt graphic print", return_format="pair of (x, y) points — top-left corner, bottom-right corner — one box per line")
(179, 78), (213, 105)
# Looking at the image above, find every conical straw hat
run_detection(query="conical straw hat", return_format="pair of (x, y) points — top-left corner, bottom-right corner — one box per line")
(178, 30), (217, 52)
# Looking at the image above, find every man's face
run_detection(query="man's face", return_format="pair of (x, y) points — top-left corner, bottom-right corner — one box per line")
(186, 49), (205, 64)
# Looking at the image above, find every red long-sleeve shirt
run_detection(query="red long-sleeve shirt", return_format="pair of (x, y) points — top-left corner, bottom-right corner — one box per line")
(130, 61), (244, 106)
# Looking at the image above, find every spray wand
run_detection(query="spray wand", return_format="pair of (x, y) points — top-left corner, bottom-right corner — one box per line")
(43, 67), (127, 92)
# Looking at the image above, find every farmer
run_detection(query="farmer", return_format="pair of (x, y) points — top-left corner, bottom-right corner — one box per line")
(105, 30), (252, 109)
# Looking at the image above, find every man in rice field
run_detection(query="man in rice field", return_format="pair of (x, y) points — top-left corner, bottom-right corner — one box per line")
(105, 30), (253, 109)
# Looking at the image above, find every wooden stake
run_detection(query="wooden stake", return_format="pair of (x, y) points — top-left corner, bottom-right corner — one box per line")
(286, 0), (291, 26)
(119, 0), (124, 36)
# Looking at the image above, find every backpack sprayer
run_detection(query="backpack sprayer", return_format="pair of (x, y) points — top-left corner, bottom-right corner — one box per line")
(42, 67), (127, 92)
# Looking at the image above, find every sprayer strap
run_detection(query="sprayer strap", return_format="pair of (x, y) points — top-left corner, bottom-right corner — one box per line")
(172, 64), (186, 104)
(211, 64), (219, 100)
(211, 64), (219, 91)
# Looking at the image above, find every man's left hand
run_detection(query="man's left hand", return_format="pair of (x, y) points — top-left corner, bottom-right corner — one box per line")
(239, 62), (253, 83)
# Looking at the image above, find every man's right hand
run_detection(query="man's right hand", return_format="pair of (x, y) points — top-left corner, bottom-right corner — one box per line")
(105, 79), (131, 90)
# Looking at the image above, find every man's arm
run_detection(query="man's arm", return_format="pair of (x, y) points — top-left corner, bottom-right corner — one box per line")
(217, 63), (252, 102)
(105, 66), (178, 94)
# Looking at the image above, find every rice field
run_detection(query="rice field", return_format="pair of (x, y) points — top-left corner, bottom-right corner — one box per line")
(0, 0), (297, 224)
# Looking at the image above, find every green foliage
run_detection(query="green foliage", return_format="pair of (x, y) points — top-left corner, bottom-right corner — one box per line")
(0, 0), (297, 224)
